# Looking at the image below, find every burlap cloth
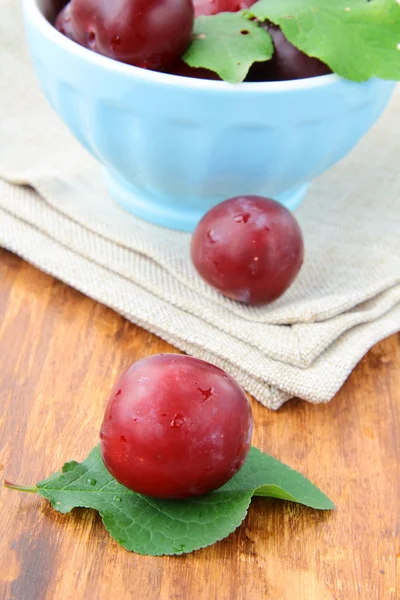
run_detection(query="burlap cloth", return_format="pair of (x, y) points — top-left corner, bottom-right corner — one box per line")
(1, 0), (399, 408)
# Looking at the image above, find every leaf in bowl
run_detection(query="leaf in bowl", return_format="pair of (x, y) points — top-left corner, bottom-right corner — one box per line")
(183, 0), (400, 83)
(250, 0), (400, 82)
(183, 13), (274, 83)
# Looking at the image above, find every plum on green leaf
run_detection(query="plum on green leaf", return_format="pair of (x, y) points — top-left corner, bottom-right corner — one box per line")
(100, 354), (253, 499)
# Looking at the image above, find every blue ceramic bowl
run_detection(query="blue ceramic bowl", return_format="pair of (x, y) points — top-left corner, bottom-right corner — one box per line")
(23, 0), (396, 231)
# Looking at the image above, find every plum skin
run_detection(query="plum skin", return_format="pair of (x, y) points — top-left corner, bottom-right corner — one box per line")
(165, 59), (221, 80)
(248, 23), (331, 82)
(191, 196), (304, 305)
(55, 4), (75, 41)
(100, 354), (253, 499)
(193, 0), (256, 17)
(56, 0), (194, 72)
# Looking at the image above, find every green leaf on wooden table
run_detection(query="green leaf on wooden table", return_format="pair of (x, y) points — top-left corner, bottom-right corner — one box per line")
(221, 447), (334, 509)
(183, 0), (400, 83)
(183, 13), (274, 83)
(248, 0), (400, 82)
(5, 445), (334, 556)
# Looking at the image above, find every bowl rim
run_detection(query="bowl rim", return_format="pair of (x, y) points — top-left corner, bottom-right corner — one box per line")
(24, 0), (344, 93)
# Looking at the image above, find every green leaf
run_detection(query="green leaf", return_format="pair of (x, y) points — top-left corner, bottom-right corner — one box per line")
(32, 445), (334, 556)
(220, 447), (335, 510)
(250, 0), (400, 82)
(183, 13), (274, 83)
(182, 0), (400, 83)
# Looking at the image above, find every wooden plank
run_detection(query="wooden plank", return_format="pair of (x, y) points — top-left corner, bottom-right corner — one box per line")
(0, 248), (398, 600)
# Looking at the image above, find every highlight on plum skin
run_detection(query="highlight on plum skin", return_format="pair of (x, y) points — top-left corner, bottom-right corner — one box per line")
(190, 196), (304, 306)
(100, 354), (253, 499)
(193, 0), (257, 17)
(55, 3), (76, 41)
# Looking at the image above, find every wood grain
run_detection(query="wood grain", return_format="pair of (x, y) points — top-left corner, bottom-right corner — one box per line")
(0, 247), (399, 600)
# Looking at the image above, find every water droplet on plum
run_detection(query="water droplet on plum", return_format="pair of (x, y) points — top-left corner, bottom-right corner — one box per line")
(207, 230), (217, 244)
(249, 257), (260, 275)
(137, 377), (150, 384)
(233, 212), (250, 224)
(112, 35), (122, 48)
(170, 413), (185, 428)
(87, 30), (96, 49)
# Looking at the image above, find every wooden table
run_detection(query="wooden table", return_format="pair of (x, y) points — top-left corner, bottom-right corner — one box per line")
(0, 247), (399, 600)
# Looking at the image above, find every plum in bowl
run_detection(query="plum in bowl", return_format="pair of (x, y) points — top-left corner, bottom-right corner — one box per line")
(22, 0), (396, 231)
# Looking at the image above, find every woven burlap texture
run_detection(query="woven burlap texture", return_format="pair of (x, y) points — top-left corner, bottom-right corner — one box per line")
(1, 1), (399, 408)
